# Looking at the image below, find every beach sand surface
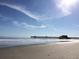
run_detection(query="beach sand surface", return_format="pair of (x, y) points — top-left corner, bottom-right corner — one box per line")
(0, 43), (79, 59)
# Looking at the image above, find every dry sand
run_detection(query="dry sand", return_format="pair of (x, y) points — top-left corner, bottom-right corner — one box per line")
(0, 42), (79, 59)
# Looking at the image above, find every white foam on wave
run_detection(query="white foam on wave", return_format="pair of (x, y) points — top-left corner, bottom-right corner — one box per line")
(0, 39), (79, 48)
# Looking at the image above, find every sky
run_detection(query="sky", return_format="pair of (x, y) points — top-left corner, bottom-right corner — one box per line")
(0, 0), (79, 37)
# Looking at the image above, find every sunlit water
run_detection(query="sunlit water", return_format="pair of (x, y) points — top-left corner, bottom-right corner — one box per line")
(0, 39), (79, 48)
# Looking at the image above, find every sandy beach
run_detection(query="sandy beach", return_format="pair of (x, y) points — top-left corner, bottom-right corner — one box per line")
(0, 42), (79, 59)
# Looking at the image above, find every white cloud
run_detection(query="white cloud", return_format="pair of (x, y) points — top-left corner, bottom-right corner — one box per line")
(0, 3), (42, 20)
(56, 0), (78, 16)
(0, 3), (47, 29)
(12, 21), (47, 29)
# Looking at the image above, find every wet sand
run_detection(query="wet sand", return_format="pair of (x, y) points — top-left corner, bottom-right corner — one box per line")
(0, 42), (79, 59)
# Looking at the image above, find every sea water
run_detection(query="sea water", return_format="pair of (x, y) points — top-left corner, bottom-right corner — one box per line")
(0, 39), (78, 48)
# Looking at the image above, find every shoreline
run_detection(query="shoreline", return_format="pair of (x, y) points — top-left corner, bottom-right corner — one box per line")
(0, 39), (79, 48)
(0, 41), (79, 59)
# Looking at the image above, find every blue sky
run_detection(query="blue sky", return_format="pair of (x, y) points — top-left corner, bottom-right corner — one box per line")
(0, 0), (79, 37)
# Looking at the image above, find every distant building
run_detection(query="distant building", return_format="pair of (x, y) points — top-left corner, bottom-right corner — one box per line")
(59, 35), (70, 39)
(31, 35), (71, 39)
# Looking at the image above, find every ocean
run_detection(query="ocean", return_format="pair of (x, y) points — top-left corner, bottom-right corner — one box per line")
(0, 39), (78, 48)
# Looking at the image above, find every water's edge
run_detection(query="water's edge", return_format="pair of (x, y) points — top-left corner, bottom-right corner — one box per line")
(0, 39), (78, 48)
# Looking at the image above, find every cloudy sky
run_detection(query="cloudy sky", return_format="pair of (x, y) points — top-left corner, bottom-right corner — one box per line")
(0, 0), (79, 37)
